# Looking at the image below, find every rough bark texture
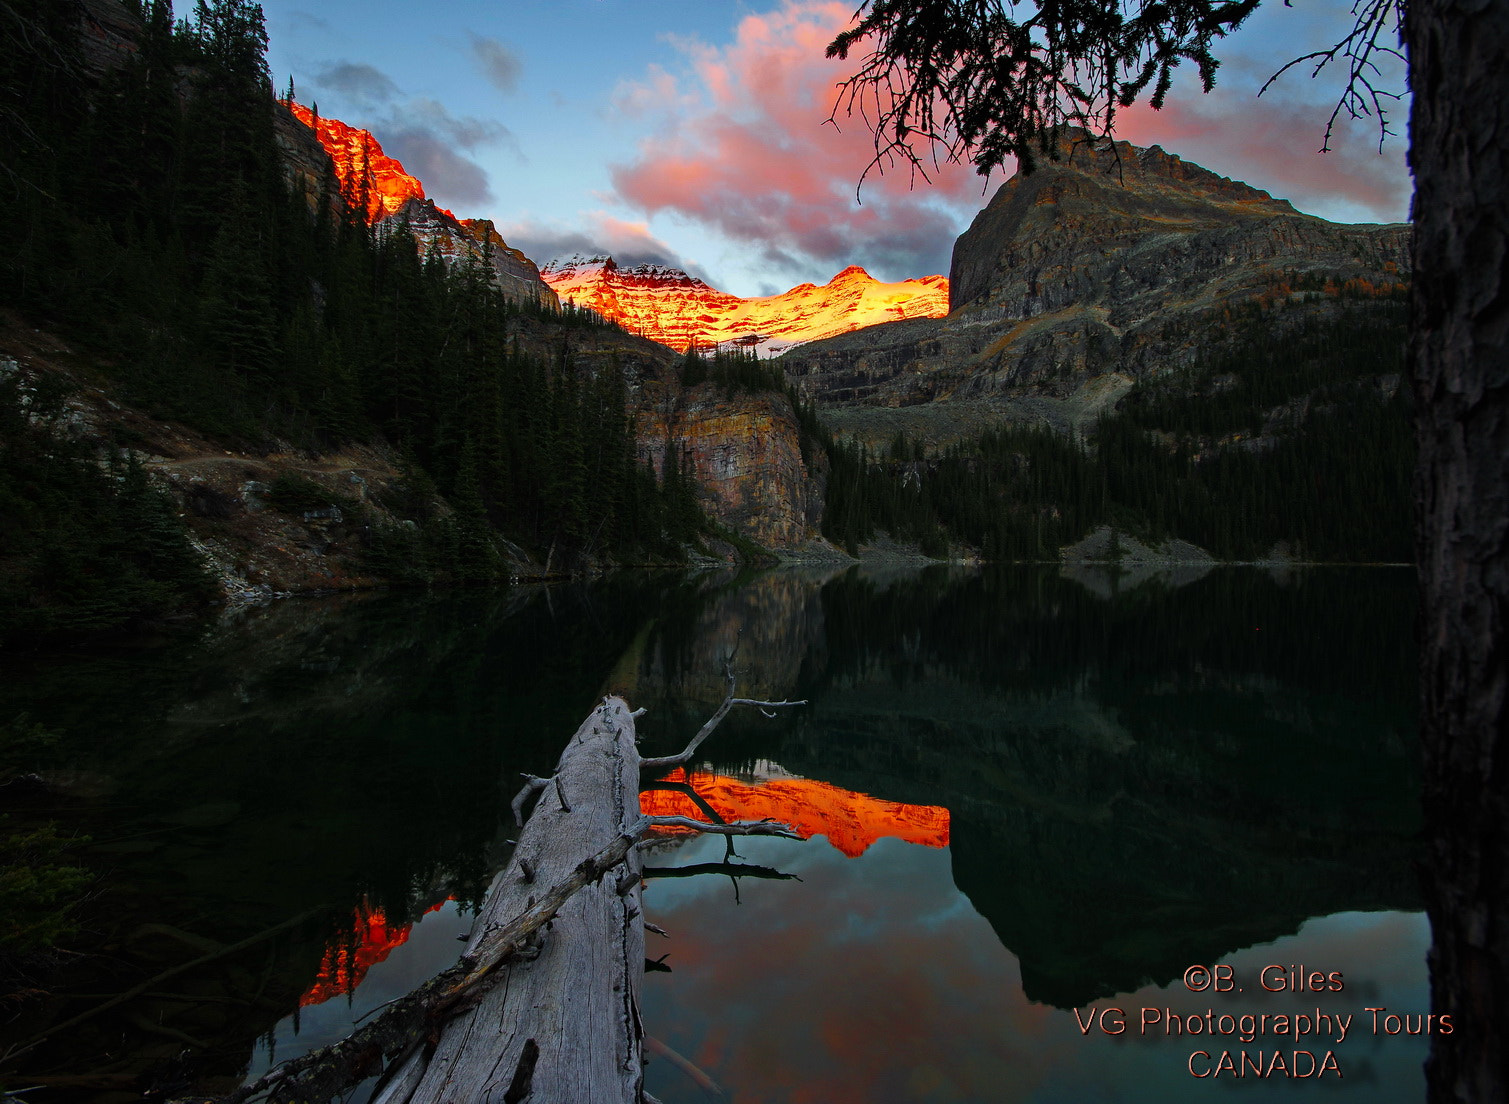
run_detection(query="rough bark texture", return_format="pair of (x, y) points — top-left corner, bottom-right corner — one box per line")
(1408, 0), (1509, 1099)
(404, 697), (647, 1104)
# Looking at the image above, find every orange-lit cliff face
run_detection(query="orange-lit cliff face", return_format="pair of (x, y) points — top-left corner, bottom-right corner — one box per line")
(541, 256), (950, 357)
(285, 102), (557, 309)
(300, 899), (447, 1007)
(287, 101), (450, 223)
(641, 767), (949, 857)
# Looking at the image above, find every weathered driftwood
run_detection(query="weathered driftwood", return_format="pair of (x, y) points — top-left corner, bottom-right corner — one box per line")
(399, 695), (649, 1103)
(209, 684), (802, 1104)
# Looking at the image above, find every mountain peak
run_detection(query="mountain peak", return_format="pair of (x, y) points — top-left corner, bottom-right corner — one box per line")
(539, 258), (948, 356)
(285, 102), (555, 309)
(949, 128), (1323, 312)
(286, 102), (446, 222)
(541, 253), (615, 274)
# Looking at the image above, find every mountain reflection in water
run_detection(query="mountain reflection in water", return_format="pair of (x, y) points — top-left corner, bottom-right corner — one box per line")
(641, 766), (950, 856)
(0, 565), (1421, 1101)
(298, 898), (449, 1007)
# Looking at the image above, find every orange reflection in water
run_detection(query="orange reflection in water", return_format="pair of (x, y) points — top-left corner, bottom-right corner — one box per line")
(300, 899), (447, 1007)
(641, 768), (949, 857)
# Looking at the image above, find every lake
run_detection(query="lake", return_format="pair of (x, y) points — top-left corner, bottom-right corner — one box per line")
(1, 564), (1425, 1102)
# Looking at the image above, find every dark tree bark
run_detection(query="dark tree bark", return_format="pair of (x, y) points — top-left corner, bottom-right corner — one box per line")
(1407, 0), (1509, 1099)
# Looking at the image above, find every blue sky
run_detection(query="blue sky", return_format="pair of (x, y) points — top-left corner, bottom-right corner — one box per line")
(256, 0), (1412, 297)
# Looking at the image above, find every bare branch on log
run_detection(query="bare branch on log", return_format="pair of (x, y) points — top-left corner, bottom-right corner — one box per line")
(511, 775), (549, 827)
(639, 640), (805, 771)
(641, 815), (802, 840)
(640, 780), (727, 825)
(638, 658), (805, 771)
(212, 830), (642, 1104)
(450, 830), (641, 989)
(643, 862), (800, 882)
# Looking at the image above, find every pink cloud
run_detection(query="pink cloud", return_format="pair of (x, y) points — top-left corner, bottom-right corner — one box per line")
(609, 0), (1410, 292)
(608, 1), (986, 285)
(1116, 74), (1412, 223)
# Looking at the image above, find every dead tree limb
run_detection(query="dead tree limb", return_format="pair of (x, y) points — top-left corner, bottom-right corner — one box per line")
(639, 655), (806, 771)
(510, 775), (549, 828)
(642, 862), (800, 882)
(641, 815), (801, 838)
(190, 687), (804, 1104)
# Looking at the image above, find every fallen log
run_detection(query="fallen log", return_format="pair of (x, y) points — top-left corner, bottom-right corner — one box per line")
(396, 695), (651, 1103)
(206, 682), (803, 1104)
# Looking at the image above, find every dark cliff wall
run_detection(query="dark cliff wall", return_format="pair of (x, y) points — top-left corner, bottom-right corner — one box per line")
(780, 132), (1410, 439)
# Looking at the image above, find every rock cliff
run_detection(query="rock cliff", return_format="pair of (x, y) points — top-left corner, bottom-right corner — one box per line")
(285, 102), (558, 310)
(541, 255), (947, 357)
(386, 197), (560, 311)
(779, 131), (1410, 444)
(77, 0), (141, 76)
(220, 97), (826, 553)
(633, 384), (826, 550)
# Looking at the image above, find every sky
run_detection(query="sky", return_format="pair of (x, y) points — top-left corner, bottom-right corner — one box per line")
(255, 0), (1413, 298)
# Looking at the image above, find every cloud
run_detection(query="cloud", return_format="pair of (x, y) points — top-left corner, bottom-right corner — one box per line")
(497, 214), (714, 282)
(374, 100), (517, 209)
(1115, 63), (1412, 224)
(305, 66), (518, 211)
(312, 61), (399, 107)
(394, 97), (513, 151)
(605, 0), (1409, 292)
(468, 33), (522, 94)
(606, 0), (985, 288)
(285, 11), (332, 33)
(384, 133), (494, 208)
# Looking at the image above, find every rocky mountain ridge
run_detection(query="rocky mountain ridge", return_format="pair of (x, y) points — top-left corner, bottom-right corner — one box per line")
(540, 254), (949, 356)
(285, 102), (558, 311)
(779, 131), (1410, 445)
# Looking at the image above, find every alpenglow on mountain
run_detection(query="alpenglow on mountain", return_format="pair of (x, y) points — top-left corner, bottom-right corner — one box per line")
(539, 255), (949, 356)
(283, 102), (949, 354)
(285, 102), (558, 310)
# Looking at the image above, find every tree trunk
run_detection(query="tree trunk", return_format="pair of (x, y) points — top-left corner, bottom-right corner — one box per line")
(397, 697), (647, 1104)
(1407, 1), (1509, 1099)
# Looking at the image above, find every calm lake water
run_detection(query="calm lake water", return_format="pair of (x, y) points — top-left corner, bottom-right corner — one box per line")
(2, 565), (1424, 1102)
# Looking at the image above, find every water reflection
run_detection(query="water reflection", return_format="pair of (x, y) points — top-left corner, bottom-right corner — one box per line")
(637, 566), (1419, 1011)
(0, 579), (676, 1096)
(639, 834), (1427, 1104)
(0, 565), (1420, 1100)
(641, 766), (950, 856)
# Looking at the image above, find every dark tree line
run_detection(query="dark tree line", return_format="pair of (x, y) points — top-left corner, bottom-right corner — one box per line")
(1, 0), (711, 641)
(822, 296), (1413, 563)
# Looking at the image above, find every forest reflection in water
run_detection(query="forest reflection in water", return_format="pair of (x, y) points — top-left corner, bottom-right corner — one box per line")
(0, 564), (1422, 1101)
